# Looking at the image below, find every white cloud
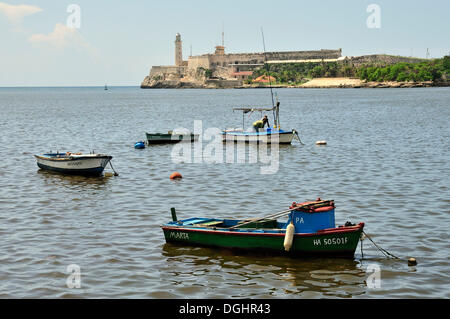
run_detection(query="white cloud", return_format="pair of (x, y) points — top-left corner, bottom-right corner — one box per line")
(0, 2), (43, 24)
(28, 23), (96, 54)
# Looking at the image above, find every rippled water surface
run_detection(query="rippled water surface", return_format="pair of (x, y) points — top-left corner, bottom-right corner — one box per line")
(0, 87), (448, 298)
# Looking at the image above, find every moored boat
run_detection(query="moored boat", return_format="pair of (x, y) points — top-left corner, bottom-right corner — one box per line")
(146, 131), (199, 144)
(34, 152), (112, 176)
(221, 103), (300, 145)
(222, 127), (296, 144)
(162, 199), (364, 258)
(222, 31), (301, 145)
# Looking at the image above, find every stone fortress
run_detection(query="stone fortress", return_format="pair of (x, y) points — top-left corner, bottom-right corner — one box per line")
(141, 33), (343, 88)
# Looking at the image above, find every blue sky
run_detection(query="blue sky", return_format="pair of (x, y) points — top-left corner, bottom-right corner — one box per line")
(0, 0), (449, 86)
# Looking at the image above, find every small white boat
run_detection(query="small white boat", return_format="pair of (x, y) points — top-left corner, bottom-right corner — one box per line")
(221, 102), (299, 144)
(222, 31), (302, 146)
(222, 127), (296, 144)
(34, 152), (112, 176)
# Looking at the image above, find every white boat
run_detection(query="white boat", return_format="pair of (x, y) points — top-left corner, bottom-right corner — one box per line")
(222, 30), (302, 145)
(34, 152), (112, 176)
(222, 127), (296, 144)
(221, 103), (299, 144)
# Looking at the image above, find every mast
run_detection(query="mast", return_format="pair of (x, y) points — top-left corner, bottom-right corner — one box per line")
(261, 28), (277, 127)
(222, 22), (225, 47)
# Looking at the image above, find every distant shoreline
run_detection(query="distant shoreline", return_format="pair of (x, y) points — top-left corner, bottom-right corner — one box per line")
(0, 86), (139, 89)
(140, 77), (449, 89)
(246, 77), (449, 89)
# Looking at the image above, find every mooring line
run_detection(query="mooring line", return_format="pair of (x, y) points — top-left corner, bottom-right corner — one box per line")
(362, 231), (400, 259)
(109, 161), (119, 176)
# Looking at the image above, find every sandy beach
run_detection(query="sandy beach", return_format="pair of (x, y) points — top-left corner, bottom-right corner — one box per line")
(300, 77), (364, 88)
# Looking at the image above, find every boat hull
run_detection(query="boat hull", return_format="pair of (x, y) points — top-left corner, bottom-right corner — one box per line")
(146, 133), (199, 144)
(35, 154), (112, 176)
(222, 130), (295, 144)
(162, 223), (364, 258)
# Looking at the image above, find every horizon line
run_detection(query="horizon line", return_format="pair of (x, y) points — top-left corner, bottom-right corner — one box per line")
(0, 85), (140, 88)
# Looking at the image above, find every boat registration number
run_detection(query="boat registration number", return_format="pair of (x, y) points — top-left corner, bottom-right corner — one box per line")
(169, 232), (189, 240)
(67, 161), (82, 166)
(313, 236), (348, 246)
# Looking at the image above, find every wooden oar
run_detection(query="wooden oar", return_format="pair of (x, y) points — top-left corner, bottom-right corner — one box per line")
(229, 200), (333, 229)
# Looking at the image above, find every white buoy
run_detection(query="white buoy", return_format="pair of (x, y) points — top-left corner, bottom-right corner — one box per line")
(283, 222), (295, 252)
(315, 140), (327, 145)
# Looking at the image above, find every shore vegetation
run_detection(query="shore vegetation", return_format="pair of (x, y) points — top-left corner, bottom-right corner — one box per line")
(246, 56), (450, 85)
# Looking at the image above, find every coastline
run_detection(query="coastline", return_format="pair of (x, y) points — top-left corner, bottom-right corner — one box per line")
(141, 77), (449, 89)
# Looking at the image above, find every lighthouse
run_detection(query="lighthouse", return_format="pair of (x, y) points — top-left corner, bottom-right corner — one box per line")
(175, 33), (183, 66)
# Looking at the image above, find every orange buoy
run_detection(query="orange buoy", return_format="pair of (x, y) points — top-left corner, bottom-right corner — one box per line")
(170, 172), (183, 180)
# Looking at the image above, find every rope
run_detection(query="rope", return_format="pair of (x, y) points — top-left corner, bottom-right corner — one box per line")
(360, 235), (364, 258)
(293, 130), (305, 145)
(109, 161), (119, 176)
(362, 231), (399, 259)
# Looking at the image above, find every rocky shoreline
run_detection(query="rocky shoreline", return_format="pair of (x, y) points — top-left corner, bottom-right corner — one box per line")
(141, 77), (449, 89)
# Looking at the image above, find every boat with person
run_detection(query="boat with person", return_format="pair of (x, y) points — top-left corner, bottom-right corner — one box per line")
(34, 152), (113, 176)
(146, 131), (199, 144)
(221, 101), (300, 144)
(222, 30), (301, 145)
(161, 199), (364, 258)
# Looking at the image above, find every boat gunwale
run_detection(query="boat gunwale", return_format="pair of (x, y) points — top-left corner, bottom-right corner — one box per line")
(221, 130), (293, 136)
(34, 154), (113, 162)
(161, 222), (364, 238)
(145, 132), (199, 137)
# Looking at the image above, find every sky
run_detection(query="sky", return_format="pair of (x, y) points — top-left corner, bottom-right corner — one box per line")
(0, 0), (449, 86)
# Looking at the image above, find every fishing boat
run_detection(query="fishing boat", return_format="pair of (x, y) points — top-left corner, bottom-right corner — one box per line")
(222, 30), (301, 145)
(162, 199), (364, 258)
(221, 103), (299, 144)
(34, 152), (113, 176)
(146, 131), (199, 144)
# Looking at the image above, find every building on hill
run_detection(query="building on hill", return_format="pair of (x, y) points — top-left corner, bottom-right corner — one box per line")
(141, 33), (343, 88)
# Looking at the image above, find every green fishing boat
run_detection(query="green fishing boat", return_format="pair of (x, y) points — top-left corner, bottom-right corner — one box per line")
(146, 131), (199, 144)
(161, 199), (364, 258)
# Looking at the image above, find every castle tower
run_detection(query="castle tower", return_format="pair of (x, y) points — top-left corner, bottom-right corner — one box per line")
(214, 25), (225, 55)
(175, 33), (183, 66)
(215, 45), (225, 55)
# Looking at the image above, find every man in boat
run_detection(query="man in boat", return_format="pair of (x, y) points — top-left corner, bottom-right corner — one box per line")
(253, 115), (270, 132)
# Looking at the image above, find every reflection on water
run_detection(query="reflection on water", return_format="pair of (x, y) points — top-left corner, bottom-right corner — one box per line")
(0, 87), (449, 298)
(161, 244), (367, 298)
(36, 169), (112, 188)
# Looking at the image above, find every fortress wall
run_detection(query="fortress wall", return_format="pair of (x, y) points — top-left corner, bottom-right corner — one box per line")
(265, 49), (342, 61)
(206, 50), (342, 68)
(209, 53), (265, 67)
(187, 56), (211, 70)
(149, 66), (181, 77)
(185, 50), (342, 72)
